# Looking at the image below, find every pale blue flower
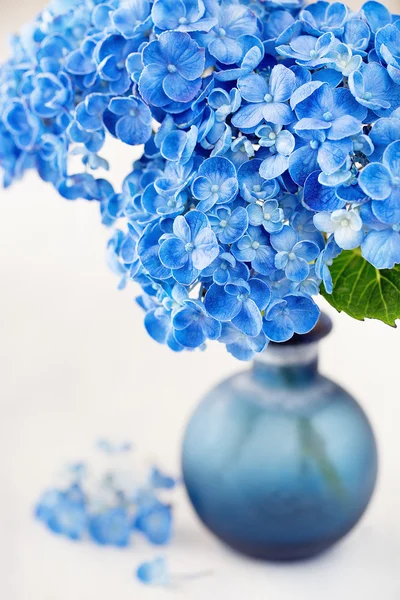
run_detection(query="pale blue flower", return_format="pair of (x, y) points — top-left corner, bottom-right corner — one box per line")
(112, 0), (152, 38)
(192, 156), (238, 212)
(277, 32), (336, 68)
(218, 322), (268, 361)
(172, 299), (221, 347)
(358, 140), (400, 225)
(247, 200), (284, 233)
(208, 205), (248, 244)
(270, 226), (320, 282)
(137, 557), (170, 586)
(152, 0), (216, 33)
(300, 1), (348, 37)
(195, 4), (258, 65)
(349, 62), (400, 117)
(89, 508), (131, 547)
(135, 501), (172, 545)
(159, 210), (219, 284)
(232, 65), (296, 128)
(258, 125), (295, 180)
(314, 208), (364, 250)
(205, 277), (271, 337)
(139, 31), (205, 106)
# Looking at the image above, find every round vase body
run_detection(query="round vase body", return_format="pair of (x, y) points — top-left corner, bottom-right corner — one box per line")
(182, 337), (378, 561)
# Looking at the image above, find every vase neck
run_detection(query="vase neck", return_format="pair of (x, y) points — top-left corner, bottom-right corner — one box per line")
(252, 342), (319, 387)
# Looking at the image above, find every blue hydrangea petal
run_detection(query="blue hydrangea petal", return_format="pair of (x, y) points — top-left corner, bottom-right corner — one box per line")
(383, 140), (400, 177)
(248, 277), (271, 311)
(259, 154), (289, 180)
(163, 73), (202, 103)
(285, 256), (309, 282)
(159, 237), (188, 268)
(303, 171), (346, 211)
(317, 139), (352, 175)
(232, 298), (262, 337)
(263, 301), (294, 342)
(289, 145), (319, 187)
(361, 229), (400, 269)
(358, 162), (392, 200)
(270, 225), (297, 252)
(238, 73), (268, 102)
(270, 64), (296, 103)
(139, 65), (170, 107)
(219, 206), (248, 244)
(372, 189), (400, 225)
(252, 245), (276, 276)
(192, 227), (219, 269)
(231, 103), (266, 129)
(205, 283), (242, 321)
(285, 294), (320, 334)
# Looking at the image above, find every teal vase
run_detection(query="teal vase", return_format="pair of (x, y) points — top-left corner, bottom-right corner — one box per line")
(182, 316), (378, 561)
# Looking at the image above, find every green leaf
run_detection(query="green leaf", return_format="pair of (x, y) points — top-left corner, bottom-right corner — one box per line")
(321, 249), (400, 327)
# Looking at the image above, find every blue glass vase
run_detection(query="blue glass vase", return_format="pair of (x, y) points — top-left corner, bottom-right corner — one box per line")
(182, 316), (378, 561)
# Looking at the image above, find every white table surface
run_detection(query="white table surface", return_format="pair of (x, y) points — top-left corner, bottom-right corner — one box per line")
(1, 1), (400, 598)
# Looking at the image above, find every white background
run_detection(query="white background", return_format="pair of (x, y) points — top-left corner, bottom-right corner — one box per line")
(0, 1), (400, 598)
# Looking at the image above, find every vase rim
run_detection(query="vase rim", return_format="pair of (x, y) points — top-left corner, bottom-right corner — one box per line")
(269, 312), (333, 348)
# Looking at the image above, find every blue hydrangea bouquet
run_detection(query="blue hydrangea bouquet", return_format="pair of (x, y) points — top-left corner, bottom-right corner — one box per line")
(1, 0), (400, 360)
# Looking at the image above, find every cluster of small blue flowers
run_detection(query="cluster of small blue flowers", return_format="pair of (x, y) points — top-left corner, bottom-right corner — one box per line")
(1, 0), (400, 359)
(35, 440), (177, 548)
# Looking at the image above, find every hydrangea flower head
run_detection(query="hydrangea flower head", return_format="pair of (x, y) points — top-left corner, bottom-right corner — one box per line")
(2, 0), (400, 360)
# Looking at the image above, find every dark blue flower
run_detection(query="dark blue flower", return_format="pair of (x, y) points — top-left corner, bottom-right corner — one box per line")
(294, 83), (367, 140)
(139, 31), (205, 107)
(202, 250), (249, 285)
(205, 277), (271, 337)
(172, 299), (221, 347)
(106, 96), (152, 145)
(237, 159), (279, 203)
(349, 62), (400, 117)
(263, 294), (320, 342)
